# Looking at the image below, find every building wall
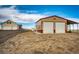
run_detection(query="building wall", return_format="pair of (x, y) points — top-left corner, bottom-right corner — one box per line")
(36, 17), (67, 33)
(36, 21), (42, 33)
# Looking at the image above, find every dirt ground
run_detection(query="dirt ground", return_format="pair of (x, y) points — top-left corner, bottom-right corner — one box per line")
(0, 30), (79, 54)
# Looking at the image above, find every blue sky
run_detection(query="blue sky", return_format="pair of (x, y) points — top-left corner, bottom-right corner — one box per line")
(17, 5), (79, 17)
(0, 5), (79, 29)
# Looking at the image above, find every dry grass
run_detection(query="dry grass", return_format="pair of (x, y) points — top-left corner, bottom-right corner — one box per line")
(0, 30), (79, 54)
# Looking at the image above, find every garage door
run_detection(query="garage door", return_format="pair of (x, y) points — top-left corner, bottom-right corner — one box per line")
(55, 22), (65, 33)
(43, 22), (54, 33)
(12, 26), (18, 30)
(12, 27), (18, 30)
(2, 26), (12, 30)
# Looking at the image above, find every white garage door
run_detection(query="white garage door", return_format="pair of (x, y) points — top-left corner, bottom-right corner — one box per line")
(12, 26), (18, 30)
(55, 22), (65, 33)
(12, 27), (18, 30)
(2, 26), (18, 30)
(43, 22), (54, 33)
(2, 26), (12, 30)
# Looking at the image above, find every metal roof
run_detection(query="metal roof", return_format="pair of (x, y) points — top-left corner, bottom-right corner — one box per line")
(36, 15), (78, 24)
(0, 20), (21, 26)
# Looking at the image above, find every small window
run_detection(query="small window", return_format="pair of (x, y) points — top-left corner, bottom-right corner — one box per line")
(7, 21), (11, 24)
(53, 18), (56, 20)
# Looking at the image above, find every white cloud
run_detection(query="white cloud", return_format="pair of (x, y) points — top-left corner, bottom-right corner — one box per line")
(14, 13), (47, 23)
(0, 6), (18, 15)
(0, 6), (79, 23)
(0, 6), (19, 22)
(0, 6), (47, 23)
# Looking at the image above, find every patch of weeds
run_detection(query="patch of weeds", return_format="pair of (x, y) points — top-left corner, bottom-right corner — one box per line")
(68, 47), (74, 52)
(33, 50), (44, 54)
(56, 46), (64, 51)
(9, 41), (15, 46)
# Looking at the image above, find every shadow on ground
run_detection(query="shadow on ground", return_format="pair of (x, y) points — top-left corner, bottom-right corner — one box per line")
(0, 30), (27, 44)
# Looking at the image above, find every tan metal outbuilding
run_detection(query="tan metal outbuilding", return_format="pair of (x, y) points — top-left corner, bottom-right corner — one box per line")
(0, 20), (22, 30)
(36, 15), (78, 34)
